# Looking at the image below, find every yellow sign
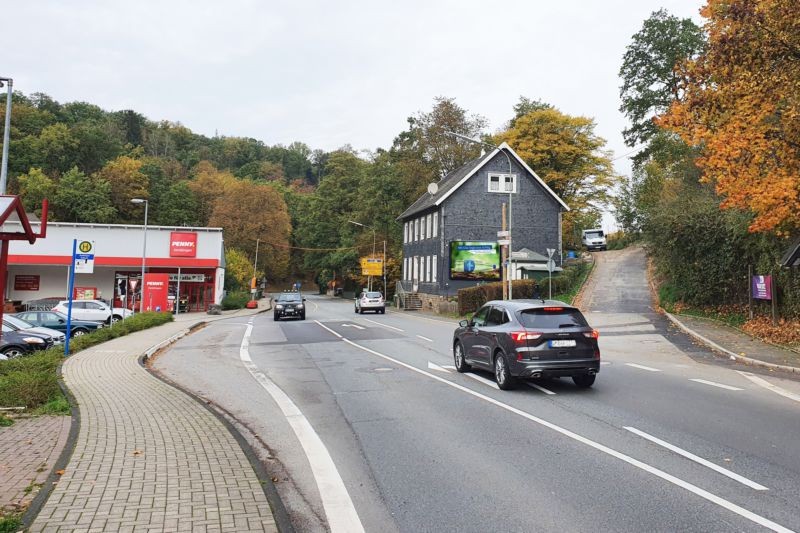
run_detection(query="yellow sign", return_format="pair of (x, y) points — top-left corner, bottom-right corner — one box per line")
(78, 240), (93, 253)
(360, 256), (383, 276)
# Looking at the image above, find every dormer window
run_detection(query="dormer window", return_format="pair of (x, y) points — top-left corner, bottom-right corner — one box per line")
(488, 173), (516, 193)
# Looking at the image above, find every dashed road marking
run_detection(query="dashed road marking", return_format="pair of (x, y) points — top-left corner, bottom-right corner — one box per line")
(689, 379), (743, 391)
(416, 335), (434, 342)
(625, 363), (661, 372)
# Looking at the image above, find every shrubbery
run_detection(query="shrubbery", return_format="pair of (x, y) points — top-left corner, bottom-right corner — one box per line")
(457, 261), (592, 315)
(221, 292), (250, 310)
(0, 312), (173, 414)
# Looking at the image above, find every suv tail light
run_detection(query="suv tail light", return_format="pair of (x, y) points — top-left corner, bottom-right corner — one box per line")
(583, 329), (600, 340)
(510, 331), (542, 343)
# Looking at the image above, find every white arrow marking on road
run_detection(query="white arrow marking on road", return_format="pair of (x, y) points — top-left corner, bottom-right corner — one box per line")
(362, 318), (404, 332)
(737, 371), (800, 403)
(442, 365), (456, 371)
(625, 363), (661, 372)
(625, 427), (768, 491)
(341, 323), (365, 330)
(689, 379), (743, 391)
(527, 382), (556, 395)
(427, 361), (451, 373)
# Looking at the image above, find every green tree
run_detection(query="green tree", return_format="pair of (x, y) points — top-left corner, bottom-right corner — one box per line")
(224, 247), (262, 291)
(17, 167), (56, 216)
(154, 182), (201, 226)
(96, 156), (149, 222)
(53, 167), (116, 222)
(36, 123), (80, 174)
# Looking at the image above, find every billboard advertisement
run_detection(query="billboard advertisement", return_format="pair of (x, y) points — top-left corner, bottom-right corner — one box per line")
(143, 273), (170, 312)
(170, 232), (198, 257)
(752, 275), (772, 300)
(449, 241), (501, 280)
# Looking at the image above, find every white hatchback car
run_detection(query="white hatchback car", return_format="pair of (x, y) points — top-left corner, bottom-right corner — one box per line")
(355, 291), (385, 314)
(53, 300), (133, 324)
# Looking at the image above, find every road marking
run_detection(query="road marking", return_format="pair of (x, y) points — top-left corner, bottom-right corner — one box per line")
(362, 318), (404, 332)
(527, 382), (556, 395)
(416, 335), (434, 342)
(625, 363), (661, 372)
(315, 320), (343, 339)
(736, 371), (800, 403)
(624, 427), (768, 491)
(442, 365), (456, 371)
(342, 323), (366, 330)
(689, 379), (743, 391)
(339, 338), (791, 533)
(600, 361), (612, 366)
(240, 324), (364, 533)
(464, 372), (499, 389)
(427, 361), (451, 373)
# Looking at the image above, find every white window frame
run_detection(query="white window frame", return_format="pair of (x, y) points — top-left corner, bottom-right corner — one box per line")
(403, 257), (408, 280)
(426, 255), (432, 282)
(432, 255), (438, 282)
(422, 216), (427, 240)
(432, 212), (438, 237)
(487, 172), (517, 194)
(426, 214), (432, 240)
(414, 219), (419, 241)
(421, 256), (426, 281)
(413, 256), (419, 281)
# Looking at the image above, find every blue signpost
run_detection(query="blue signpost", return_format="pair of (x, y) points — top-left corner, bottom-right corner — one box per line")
(64, 239), (77, 356)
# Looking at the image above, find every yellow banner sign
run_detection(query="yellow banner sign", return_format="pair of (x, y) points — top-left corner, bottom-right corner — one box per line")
(360, 256), (383, 276)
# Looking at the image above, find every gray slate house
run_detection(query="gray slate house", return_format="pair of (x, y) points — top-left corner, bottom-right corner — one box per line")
(397, 142), (569, 296)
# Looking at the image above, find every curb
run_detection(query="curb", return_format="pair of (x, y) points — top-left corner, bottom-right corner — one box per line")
(665, 312), (800, 375)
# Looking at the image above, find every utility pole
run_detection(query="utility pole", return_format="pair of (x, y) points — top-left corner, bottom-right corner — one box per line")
(0, 77), (12, 195)
(501, 203), (508, 300)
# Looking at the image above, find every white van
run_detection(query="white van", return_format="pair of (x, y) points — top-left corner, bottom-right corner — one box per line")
(582, 228), (607, 251)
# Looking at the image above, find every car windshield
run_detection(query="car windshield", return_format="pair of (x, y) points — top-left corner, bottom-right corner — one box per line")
(365, 292), (382, 298)
(518, 308), (589, 329)
(278, 293), (302, 302)
(5, 315), (34, 329)
(585, 231), (604, 239)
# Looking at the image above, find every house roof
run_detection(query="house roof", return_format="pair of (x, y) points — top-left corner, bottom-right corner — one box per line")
(781, 236), (800, 267)
(397, 142), (569, 220)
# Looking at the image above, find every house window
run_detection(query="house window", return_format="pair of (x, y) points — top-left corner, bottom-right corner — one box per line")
(488, 173), (517, 193)
(422, 216), (427, 240)
(413, 256), (419, 281)
(426, 255), (432, 282)
(403, 222), (407, 244)
(432, 255), (438, 282)
(414, 219), (419, 241)
(403, 257), (408, 280)
(432, 212), (438, 237)
(422, 256), (427, 281)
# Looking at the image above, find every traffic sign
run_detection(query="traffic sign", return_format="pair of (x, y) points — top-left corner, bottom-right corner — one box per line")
(547, 260), (556, 273)
(546, 248), (555, 258)
(74, 240), (95, 273)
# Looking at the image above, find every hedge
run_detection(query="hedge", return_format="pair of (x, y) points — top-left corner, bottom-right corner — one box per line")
(457, 262), (592, 315)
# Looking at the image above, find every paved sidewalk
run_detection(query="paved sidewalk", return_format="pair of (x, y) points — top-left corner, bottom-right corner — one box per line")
(30, 304), (278, 532)
(667, 313), (800, 374)
(0, 415), (70, 514)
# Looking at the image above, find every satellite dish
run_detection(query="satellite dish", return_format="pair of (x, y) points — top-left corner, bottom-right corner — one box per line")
(427, 182), (439, 195)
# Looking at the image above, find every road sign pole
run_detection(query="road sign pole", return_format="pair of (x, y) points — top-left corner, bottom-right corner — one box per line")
(65, 239), (77, 356)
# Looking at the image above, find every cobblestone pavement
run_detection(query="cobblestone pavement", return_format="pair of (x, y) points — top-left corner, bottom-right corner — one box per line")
(0, 415), (70, 513)
(30, 317), (277, 532)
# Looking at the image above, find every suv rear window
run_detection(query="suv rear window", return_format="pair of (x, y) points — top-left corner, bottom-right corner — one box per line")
(365, 292), (382, 298)
(518, 308), (588, 329)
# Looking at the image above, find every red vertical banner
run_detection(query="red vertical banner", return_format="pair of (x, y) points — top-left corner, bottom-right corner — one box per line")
(143, 273), (170, 312)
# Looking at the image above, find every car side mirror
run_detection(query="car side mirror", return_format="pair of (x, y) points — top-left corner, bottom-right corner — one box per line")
(59, 318), (65, 324)
(459, 319), (469, 328)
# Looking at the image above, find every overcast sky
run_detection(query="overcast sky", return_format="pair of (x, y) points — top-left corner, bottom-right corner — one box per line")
(5, 0), (704, 228)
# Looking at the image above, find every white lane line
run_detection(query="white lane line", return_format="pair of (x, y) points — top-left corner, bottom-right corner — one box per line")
(464, 372), (499, 390)
(315, 320), (343, 339)
(340, 338), (792, 533)
(624, 427), (768, 491)
(600, 361), (612, 366)
(690, 379), (743, 391)
(736, 371), (800, 403)
(240, 325), (364, 533)
(427, 361), (451, 373)
(527, 382), (556, 395)
(625, 363), (661, 372)
(362, 318), (404, 332)
(416, 335), (434, 342)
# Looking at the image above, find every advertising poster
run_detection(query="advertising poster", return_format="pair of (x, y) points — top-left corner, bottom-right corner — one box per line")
(751, 275), (772, 300)
(143, 273), (170, 312)
(170, 232), (198, 257)
(449, 241), (501, 280)
(14, 275), (40, 291)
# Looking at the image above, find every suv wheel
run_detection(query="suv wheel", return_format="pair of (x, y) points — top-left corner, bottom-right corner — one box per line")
(453, 342), (470, 373)
(573, 374), (596, 388)
(109, 314), (122, 325)
(494, 353), (516, 390)
(72, 328), (88, 337)
(1, 346), (25, 359)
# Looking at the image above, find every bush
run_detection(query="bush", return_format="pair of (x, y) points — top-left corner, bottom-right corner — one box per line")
(221, 292), (250, 310)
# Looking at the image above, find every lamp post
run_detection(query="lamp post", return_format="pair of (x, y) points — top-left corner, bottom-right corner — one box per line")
(348, 220), (383, 293)
(445, 132), (514, 300)
(131, 198), (148, 312)
(0, 77), (12, 195)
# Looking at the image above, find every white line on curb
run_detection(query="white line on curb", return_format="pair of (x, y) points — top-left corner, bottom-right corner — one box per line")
(240, 324), (364, 533)
(625, 427), (768, 491)
(625, 363), (661, 372)
(736, 371), (800, 403)
(362, 318), (404, 332)
(339, 338), (792, 533)
(527, 382), (556, 395)
(689, 379), (743, 391)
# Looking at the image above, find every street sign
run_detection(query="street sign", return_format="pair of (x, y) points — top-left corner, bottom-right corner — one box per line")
(129, 279), (139, 292)
(497, 239), (510, 246)
(497, 230), (509, 238)
(546, 248), (555, 258)
(547, 260), (556, 273)
(74, 240), (95, 273)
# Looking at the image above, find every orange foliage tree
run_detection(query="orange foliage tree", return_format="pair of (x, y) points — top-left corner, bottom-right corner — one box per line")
(658, 0), (800, 233)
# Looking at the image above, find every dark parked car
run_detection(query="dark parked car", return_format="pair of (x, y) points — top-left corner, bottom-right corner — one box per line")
(4, 315), (66, 345)
(0, 323), (52, 360)
(452, 300), (600, 390)
(13, 311), (105, 337)
(273, 292), (306, 321)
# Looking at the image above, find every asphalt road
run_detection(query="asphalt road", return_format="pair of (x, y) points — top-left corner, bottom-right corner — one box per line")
(156, 250), (800, 532)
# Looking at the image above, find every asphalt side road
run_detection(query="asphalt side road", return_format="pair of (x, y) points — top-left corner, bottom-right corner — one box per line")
(155, 264), (800, 532)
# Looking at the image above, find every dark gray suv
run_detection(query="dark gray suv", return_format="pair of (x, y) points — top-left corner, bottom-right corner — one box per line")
(453, 300), (600, 390)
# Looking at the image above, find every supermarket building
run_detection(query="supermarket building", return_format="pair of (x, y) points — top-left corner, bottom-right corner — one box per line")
(5, 222), (225, 311)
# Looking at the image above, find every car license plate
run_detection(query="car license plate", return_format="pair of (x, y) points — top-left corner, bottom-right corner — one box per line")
(549, 340), (576, 348)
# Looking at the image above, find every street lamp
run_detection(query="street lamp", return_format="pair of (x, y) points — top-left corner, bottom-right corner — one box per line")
(445, 132), (514, 300)
(0, 77), (13, 195)
(131, 198), (148, 312)
(348, 220), (385, 293)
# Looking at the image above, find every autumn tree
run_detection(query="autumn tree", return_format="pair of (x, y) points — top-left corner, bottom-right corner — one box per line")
(17, 167), (56, 216)
(659, 0), (800, 233)
(224, 248), (263, 291)
(209, 180), (292, 280)
(187, 161), (238, 225)
(96, 156), (149, 222)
